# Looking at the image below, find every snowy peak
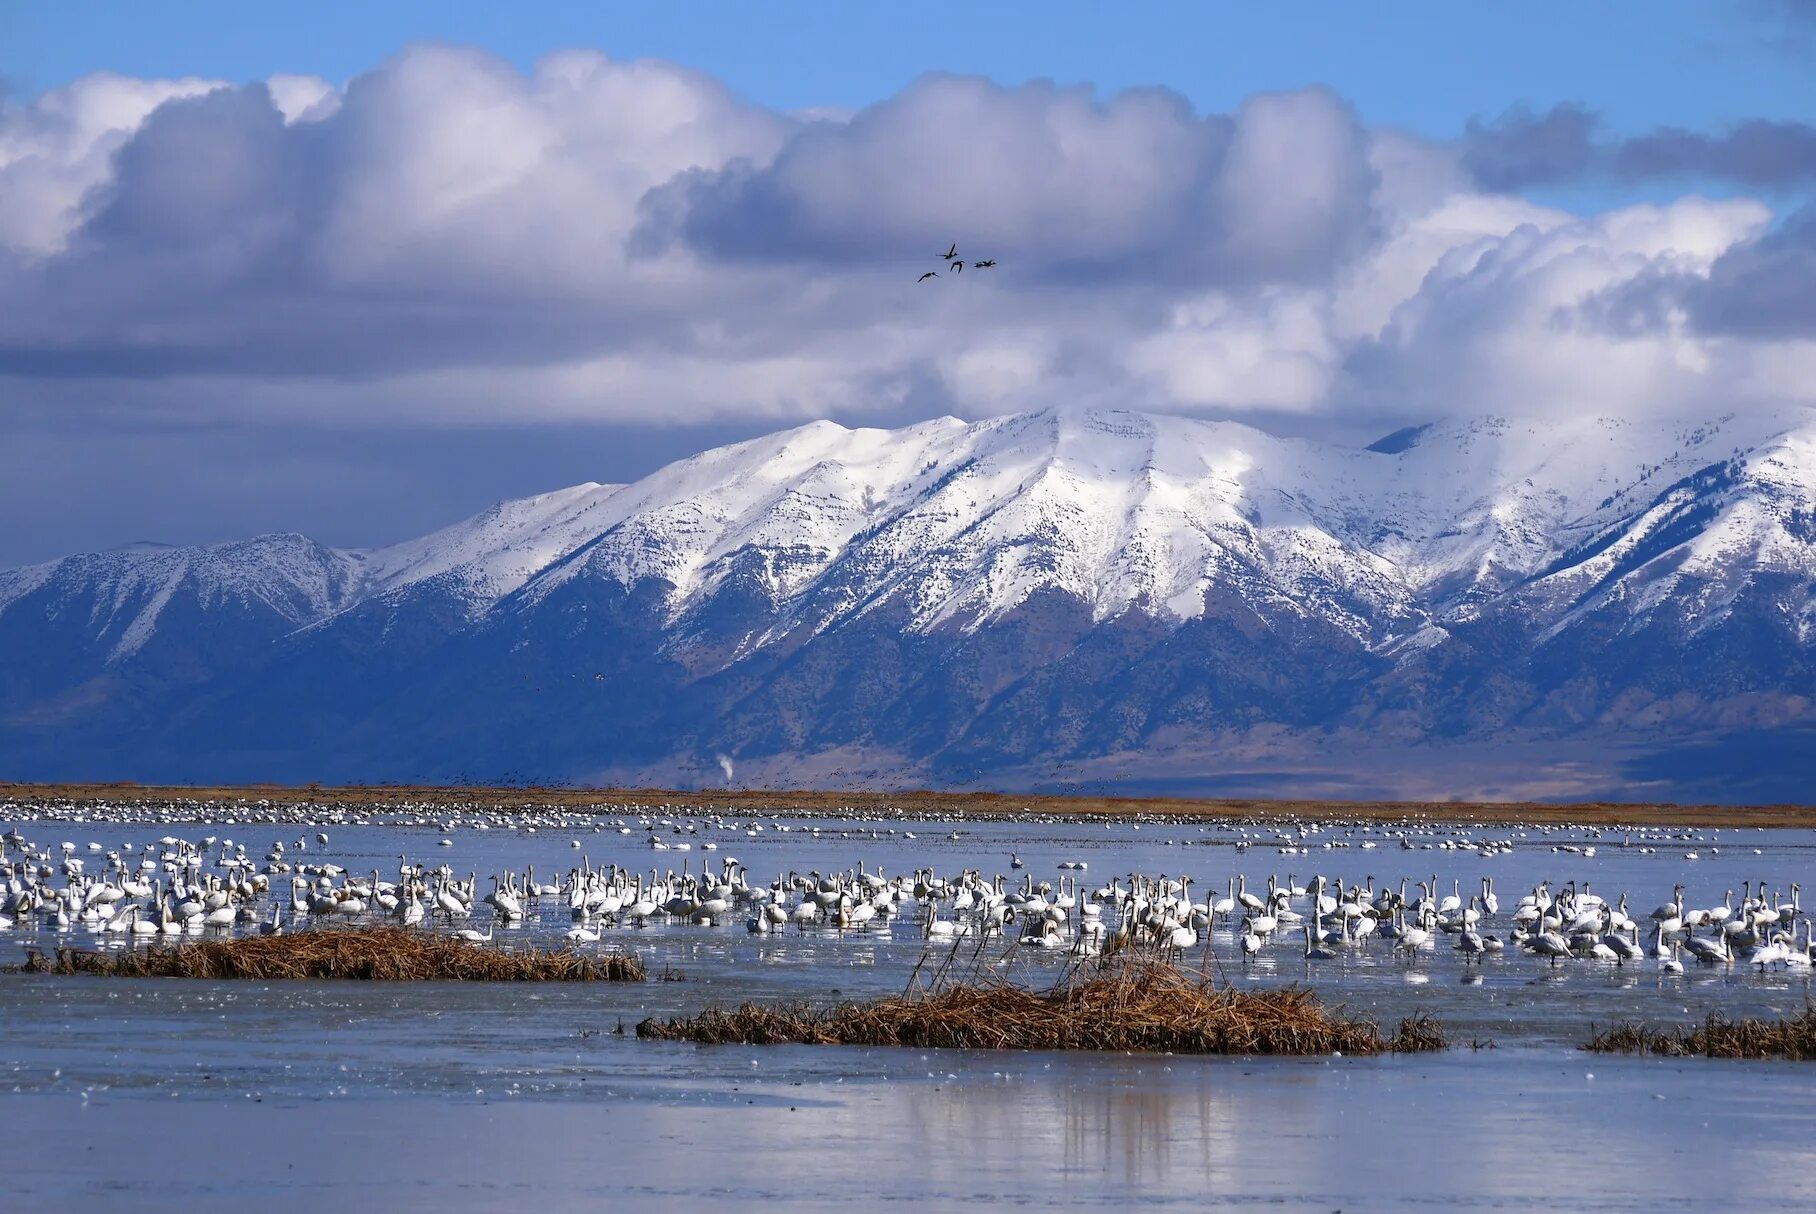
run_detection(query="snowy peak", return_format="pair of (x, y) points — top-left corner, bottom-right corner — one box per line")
(512, 405), (1816, 645)
(511, 407), (1383, 636)
(0, 532), (364, 662)
(5, 406), (1816, 798)
(358, 481), (626, 609)
(1518, 424), (1816, 638)
(5, 406), (1815, 667)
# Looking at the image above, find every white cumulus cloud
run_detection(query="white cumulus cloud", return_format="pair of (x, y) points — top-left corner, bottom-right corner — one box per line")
(0, 42), (1811, 562)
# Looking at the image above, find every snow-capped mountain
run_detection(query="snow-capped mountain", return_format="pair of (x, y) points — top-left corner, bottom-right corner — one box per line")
(4, 407), (1814, 802)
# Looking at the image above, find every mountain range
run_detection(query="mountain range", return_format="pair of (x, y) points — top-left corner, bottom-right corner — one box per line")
(4, 407), (1814, 803)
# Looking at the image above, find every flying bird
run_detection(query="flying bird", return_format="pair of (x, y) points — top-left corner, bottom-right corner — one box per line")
(917, 271), (939, 282)
(974, 259), (996, 268)
(941, 243), (957, 260)
(951, 260), (964, 273)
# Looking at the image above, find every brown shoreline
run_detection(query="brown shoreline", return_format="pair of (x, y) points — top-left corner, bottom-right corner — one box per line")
(2, 779), (1812, 828)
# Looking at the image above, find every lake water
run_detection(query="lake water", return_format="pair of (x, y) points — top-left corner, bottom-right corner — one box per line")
(4, 801), (1815, 1209)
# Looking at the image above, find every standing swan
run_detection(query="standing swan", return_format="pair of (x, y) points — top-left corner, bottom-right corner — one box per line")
(1239, 916), (1262, 962)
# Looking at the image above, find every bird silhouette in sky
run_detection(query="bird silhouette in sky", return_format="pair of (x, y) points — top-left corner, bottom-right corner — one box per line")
(925, 244), (995, 281)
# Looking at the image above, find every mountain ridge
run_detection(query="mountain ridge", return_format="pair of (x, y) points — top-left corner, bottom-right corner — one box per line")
(3, 405), (1813, 802)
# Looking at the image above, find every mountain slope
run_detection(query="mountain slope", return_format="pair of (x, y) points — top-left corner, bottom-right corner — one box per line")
(3, 406), (1812, 801)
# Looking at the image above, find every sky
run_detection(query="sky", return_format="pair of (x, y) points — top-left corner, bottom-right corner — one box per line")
(1, 1), (1814, 565)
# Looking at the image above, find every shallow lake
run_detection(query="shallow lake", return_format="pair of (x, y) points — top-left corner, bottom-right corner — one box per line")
(4, 802), (1815, 1209)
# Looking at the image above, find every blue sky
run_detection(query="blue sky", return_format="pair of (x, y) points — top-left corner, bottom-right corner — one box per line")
(0, 2), (1812, 565)
(10, 1), (1812, 138)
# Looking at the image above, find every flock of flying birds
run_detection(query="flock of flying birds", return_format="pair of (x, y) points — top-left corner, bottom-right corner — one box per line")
(917, 242), (997, 283)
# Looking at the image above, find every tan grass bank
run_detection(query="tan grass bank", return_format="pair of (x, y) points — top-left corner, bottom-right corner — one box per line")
(1585, 1007), (1816, 1059)
(13, 926), (645, 982)
(637, 954), (1444, 1055)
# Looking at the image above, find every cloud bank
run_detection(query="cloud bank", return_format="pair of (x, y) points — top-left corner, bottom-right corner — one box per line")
(0, 44), (1812, 561)
(1462, 104), (1816, 192)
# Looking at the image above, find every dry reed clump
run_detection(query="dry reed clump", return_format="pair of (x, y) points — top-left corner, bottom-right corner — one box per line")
(637, 955), (1445, 1055)
(1585, 1007), (1816, 1059)
(12, 927), (645, 982)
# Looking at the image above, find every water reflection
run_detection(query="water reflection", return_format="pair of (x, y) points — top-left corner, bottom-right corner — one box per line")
(28, 1053), (1806, 1209)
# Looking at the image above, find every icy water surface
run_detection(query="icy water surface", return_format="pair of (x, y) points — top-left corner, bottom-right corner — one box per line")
(14, 1057), (1816, 1211)
(5, 805), (1816, 1209)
